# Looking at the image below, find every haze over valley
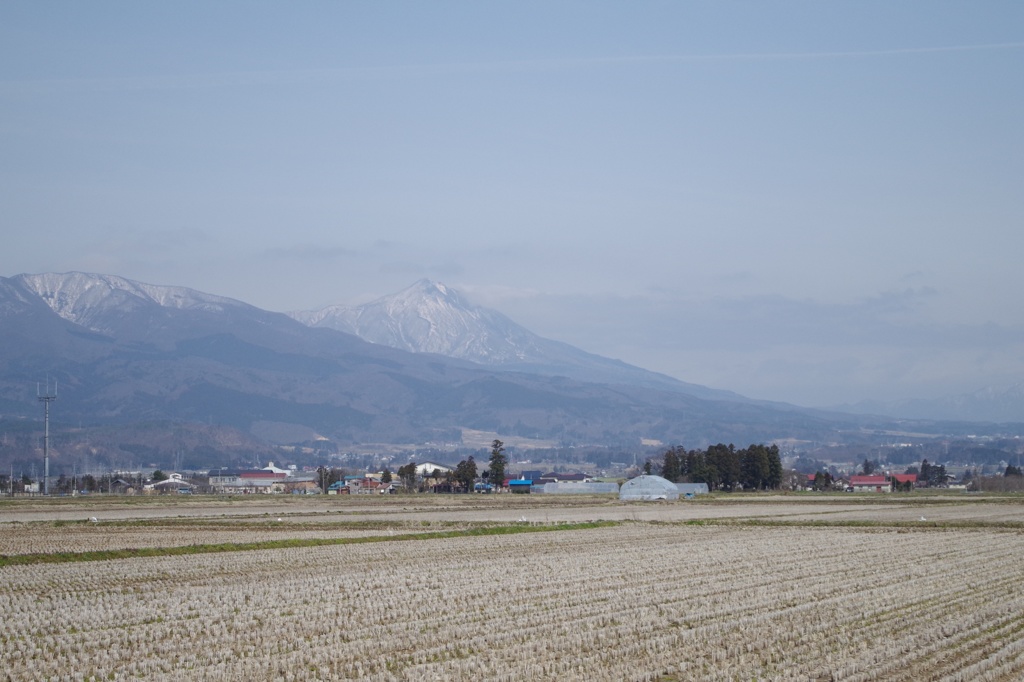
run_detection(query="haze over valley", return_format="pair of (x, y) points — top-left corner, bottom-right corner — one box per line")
(0, 271), (1019, 478)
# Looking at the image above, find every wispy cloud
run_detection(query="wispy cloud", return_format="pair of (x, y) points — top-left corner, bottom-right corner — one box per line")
(4, 42), (1021, 95)
(635, 41), (1024, 63)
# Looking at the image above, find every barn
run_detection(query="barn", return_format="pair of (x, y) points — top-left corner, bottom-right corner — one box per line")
(619, 475), (680, 501)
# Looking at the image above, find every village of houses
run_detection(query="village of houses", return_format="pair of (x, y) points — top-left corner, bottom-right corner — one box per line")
(133, 460), (960, 499)
(812, 472), (966, 493)
(195, 461), (710, 499)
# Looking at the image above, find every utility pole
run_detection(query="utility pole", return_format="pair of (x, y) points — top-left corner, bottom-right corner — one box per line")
(38, 379), (57, 495)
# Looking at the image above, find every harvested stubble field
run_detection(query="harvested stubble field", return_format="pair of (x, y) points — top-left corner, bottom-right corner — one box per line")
(0, 519), (447, 556)
(2, 494), (1024, 681)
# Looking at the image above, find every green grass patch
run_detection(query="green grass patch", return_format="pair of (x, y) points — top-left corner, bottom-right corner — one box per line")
(0, 520), (619, 568)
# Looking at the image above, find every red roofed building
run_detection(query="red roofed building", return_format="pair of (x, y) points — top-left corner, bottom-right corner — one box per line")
(207, 468), (288, 493)
(849, 475), (890, 493)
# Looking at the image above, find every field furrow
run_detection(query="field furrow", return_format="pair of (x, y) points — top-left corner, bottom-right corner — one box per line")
(3, 520), (1024, 681)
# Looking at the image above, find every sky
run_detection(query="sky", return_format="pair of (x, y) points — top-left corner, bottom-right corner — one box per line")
(1, 2), (1022, 408)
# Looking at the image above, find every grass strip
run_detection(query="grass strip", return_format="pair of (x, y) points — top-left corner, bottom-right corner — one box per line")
(0, 520), (618, 568)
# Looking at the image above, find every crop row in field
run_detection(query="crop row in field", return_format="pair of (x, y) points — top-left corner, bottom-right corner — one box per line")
(0, 521), (445, 557)
(3, 523), (1024, 680)
(8, 498), (1021, 558)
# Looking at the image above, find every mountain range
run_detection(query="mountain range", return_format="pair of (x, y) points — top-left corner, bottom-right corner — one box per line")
(835, 383), (1024, 424)
(291, 280), (1024, 425)
(289, 279), (747, 401)
(0, 272), (1018, 464)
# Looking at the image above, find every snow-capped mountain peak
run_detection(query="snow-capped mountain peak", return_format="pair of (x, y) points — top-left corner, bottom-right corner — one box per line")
(289, 280), (746, 400)
(15, 272), (251, 333)
(290, 279), (538, 363)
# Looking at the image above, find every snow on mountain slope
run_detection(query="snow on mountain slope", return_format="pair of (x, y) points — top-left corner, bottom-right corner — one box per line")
(291, 280), (751, 401)
(9, 272), (750, 403)
(0, 277), (38, 317)
(15, 272), (257, 334)
(291, 280), (549, 364)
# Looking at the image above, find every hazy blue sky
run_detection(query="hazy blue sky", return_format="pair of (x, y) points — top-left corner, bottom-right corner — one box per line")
(2, 2), (1022, 407)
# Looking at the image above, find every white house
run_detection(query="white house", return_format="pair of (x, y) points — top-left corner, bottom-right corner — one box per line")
(414, 461), (453, 477)
(147, 472), (192, 493)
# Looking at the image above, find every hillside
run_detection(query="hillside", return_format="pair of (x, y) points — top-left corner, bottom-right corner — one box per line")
(291, 279), (749, 401)
(0, 272), (987, 470)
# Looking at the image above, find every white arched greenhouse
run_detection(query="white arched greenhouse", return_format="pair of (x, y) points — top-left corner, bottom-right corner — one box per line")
(619, 475), (679, 501)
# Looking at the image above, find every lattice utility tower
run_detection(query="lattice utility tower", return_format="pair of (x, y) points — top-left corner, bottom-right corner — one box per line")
(38, 379), (57, 495)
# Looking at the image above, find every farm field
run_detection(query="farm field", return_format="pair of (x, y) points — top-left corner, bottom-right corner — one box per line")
(5, 490), (1024, 526)
(2, 494), (1024, 680)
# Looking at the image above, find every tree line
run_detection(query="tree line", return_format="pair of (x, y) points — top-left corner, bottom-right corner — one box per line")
(395, 441), (508, 494)
(655, 443), (783, 491)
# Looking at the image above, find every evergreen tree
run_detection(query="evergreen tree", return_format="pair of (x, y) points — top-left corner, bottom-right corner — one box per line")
(488, 440), (507, 490)
(397, 463), (417, 492)
(766, 444), (783, 489)
(740, 444), (770, 490)
(661, 447), (681, 482)
(455, 456), (477, 493)
(708, 444), (740, 491)
(920, 460), (950, 487)
(812, 471), (834, 491)
(690, 449), (719, 491)
(684, 450), (699, 480)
